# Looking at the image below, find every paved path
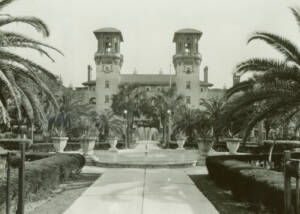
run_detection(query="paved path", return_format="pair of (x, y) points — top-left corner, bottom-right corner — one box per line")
(63, 167), (218, 214)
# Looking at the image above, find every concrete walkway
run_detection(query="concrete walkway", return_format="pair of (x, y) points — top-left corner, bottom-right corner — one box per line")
(63, 167), (218, 214)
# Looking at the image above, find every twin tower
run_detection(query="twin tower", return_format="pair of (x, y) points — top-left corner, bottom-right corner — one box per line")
(93, 27), (213, 112)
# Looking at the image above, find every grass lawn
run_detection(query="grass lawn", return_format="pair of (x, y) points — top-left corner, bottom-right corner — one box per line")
(27, 173), (101, 214)
(190, 174), (273, 214)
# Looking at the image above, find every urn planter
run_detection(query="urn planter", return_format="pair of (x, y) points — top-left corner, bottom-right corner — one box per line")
(176, 138), (186, 150)
(80, 137), (97, 155)
(107, 137), (119, 152)
(197, 138), (213, 155)
(225, 138), (241, 154)
(52, 137), (69, 153)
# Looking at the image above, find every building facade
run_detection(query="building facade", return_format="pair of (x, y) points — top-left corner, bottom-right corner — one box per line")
(79, 27), (224, 113)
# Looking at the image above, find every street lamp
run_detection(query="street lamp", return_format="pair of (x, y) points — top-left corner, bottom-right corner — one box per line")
(124, 110), (128, 149)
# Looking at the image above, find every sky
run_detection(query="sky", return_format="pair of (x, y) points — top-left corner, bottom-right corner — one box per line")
(3, 0), (300, 88)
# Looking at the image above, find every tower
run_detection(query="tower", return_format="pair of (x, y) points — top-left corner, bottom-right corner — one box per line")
(172, 28), (204, 108)
(94, 27), (123, 112)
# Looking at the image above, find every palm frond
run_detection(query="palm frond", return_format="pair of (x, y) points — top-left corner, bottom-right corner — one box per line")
(225, 79), (255, 99)
(236, 58), (288, 75)
(248, 32), (300, 64)
(0, 99), (10, 124)
(0, 49), (57, 80)
(0, 0), (15, 10)
(290, 7), (300, 32)
(0, 16), (49, 37)
(0, 68), (21, 119)
(242, 98), (300, 142)
(2, 31), (63, 55)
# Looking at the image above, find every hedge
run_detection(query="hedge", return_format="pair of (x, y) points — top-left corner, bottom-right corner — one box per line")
(0, 153), (85, 213)
(206, 154), (299, 213)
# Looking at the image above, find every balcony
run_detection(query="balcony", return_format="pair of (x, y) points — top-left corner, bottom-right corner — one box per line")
(173, 52), (202, 61)
(94, 52), (124, 65)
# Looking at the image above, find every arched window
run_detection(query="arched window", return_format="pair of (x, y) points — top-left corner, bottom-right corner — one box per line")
(105, 37), (112, 53)
(184, 42), (192, 54)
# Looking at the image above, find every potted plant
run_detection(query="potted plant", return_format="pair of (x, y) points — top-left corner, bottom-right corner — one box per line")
(176, 131), (187, 150)
(95, 110), (123, 151)
(224, 130), (241, 154)
(107, 131), (119, 152)
(78, 117), (99, 156)
(50, 127), (69, 152)
(196, 113), (214, 155)
(48, 111), (71, 153)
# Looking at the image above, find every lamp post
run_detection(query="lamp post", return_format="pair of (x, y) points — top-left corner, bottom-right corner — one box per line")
(167, 109), (171, 148)
(124, 110), (128, 149)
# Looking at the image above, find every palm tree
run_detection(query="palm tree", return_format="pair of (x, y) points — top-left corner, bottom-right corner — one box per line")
(173, 106), (202, 143)
(221, 7), (300, 142)
(95, 110), (124, 142)
(48, 88), (94, 137)
(111, 83), (148, 146)
(0, 0), (62, 130)
(151, 86), (184, 147)
(200, 97), (225, 143)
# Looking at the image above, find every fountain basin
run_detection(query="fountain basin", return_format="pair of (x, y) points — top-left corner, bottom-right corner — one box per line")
(87, 149), (205, 168)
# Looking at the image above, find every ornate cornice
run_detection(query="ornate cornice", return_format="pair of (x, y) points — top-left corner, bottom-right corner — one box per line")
(94, 52), (123, 66)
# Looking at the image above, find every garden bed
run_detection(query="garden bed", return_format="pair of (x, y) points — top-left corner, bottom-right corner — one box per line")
(0, 153), (85, 213)
(205, 154), (300, 213)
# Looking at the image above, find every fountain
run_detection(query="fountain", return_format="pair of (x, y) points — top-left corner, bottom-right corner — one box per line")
(90, 126), (205, 168)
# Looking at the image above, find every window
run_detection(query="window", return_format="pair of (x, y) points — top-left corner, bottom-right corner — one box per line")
(184, 43), (191, 53)
(105, 80), (109, 88)
(114, 43), (118, 52)
(105, 37), (112, 53)
(157, 87), (161, 92)
(186, 96), (191, 104)
(146, 87), (150, 92)
(105, 95), (110, 103)
(200, 88), (204, 92)
(186, 81), (191, 89)
(184, 65), (193, 74)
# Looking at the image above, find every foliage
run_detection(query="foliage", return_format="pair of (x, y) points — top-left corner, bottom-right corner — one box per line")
(206, 155), (287, 213)
(95, 110), (124, 140)
(200, 97), (225, 142)
(111, 83), (149, 145)
(0, 0), (62, 130)
(77, 115), (99, 138)
(196, 112), (213, 139)
(173, 106), (208, 143)
(111, 83), (148, 117)
(48, 88), (95, 138)
(48, 111), (70, 137)
(220, 7), (300, 142)
(151, 85), (184, 145)
(0, 153), (85, 213)
(175, 131), (186, 140)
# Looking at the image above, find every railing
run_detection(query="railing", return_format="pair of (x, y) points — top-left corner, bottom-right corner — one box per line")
(284, 151), (300, 214)
(0, 138), (32, 214)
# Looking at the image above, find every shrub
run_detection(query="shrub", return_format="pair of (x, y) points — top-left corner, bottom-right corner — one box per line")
(206, 155), (297, 213)
(0, 153), (85, 213)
